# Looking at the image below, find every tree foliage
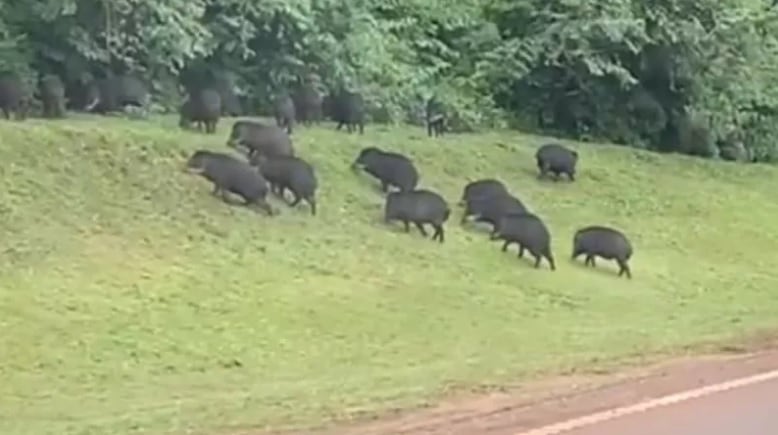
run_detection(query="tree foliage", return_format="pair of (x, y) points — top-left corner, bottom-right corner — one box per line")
(2, 0), (777, 160)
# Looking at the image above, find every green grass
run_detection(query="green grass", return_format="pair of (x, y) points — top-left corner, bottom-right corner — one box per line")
(1, 114), (778, 435)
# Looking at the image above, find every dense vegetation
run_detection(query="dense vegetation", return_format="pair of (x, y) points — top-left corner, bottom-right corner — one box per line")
(2, 0), (778, 160)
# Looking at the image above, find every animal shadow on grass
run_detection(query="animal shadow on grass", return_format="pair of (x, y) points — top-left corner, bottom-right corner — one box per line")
(569, 257), (630, 278)
(522, 166), (574, 183)
(498, 243), (555, 270)
(211, 191), (277, 215)
(460, 220), (494, 236)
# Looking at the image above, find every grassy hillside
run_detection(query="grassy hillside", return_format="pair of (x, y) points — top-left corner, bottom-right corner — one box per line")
(1, 115), (778, 435)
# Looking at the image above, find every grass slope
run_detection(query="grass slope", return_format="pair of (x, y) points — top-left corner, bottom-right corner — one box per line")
(1, 115), (778, 435)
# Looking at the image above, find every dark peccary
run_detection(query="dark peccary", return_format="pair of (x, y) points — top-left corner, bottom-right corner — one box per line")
(0, 75), (28, 120)
(213, 72), (242, 116)
(329, 90), (365, 134)
(536, 143), (578, 181)
(274, 94), (296, 135)
(384, 189), (451, 242)
(491, 212), (556, 270)
(459, 178), (508, 205)
(87, 74), (149, 113)
(293, 84), (323, 125)
(179, 88), (222, 133)
(39, 74), (66, 118)
(572, 226), (633, 278)
(255, 155), (317, 215)
(226, 120), (294, 159)
(351, 147), (419, 192)
(321, 94), (334, 120)
(184, 150), (274, 215)
(426, 96), (446, 137)
(461, 192), (527, 236)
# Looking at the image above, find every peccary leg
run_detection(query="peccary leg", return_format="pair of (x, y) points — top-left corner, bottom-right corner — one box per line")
(307, 197), (317, 216)
(545, 252), (556, 270)
(380, 181), (389, 193)
(585, 255), (595, 266)
(432, 225), (444, 242)
(533, 254), (542, 268)
(253, 198), (274, 216)
(402, 220), (410, 232)
(289, 192), (302, 207)
(501, 240), (511, 252)
(518, 245), (526, 258)
(617, 260), (631, 279)
(414, 222), (428, 237)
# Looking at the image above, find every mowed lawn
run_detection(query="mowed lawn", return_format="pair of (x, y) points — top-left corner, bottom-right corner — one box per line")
(1, 115), (778, 435)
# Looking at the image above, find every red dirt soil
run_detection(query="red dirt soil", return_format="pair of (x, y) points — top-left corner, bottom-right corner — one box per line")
(228, 333), (778, 435)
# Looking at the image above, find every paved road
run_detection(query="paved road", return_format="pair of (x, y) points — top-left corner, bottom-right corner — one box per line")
(562, 376), (778, 435)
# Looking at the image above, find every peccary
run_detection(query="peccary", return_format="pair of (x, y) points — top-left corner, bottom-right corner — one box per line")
(572, 226), (633, 278)
(254, 155), (317, 215)
(351, 147), (418, 192)
(184, 150), (274, 215)
(39, 74), (66, 118)
(0, 75), (28, 120)
(536, 143), (578, 181)
(461, 192), (527, 236)
(87, 74), (149, 113)
(426, 97), (446, 137)
(179, 88), (221, 133)
(293, 84), (323, 124)
(212, 72), (242, 116)
(274, 94), (296, 135)
(459, 179), (508, 205)
(491, 212), (555, 270)
(227, 120), (294, 159)
(384, 189), (451, 242)
(328, 90), (365, 134)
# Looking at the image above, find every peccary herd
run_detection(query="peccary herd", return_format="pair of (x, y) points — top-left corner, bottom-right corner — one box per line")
(0, 70), (631, 278)
(0, 70), (447, 136)
(182, 116), (633, 279)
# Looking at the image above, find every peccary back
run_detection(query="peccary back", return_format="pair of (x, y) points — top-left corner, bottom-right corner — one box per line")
(227, 120), (294, 159)
(185, 150), (273, 215)
(352, 147), (418, 192)
(180, 88), (222, 133)
(274, 94), (296, 134)
(0, 75), (28, 120)
(293, 84), (323, 124)
(89, 74), (149, 113)
(426, 97), (446, 137)
(329, 90), (365, 134)
(256, 155), (318, 215)
(39, 74), (66, 118)
(536, 143), (578, 181)
(492, 212), (555, 270)
(462, 192), (527, 231)
(460, 179), (507, 204)
(384, 189), (451, 242)
(573, 225), (633, 278)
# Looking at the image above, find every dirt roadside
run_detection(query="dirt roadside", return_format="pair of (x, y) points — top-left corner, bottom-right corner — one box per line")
(231, 333), (778, 435)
